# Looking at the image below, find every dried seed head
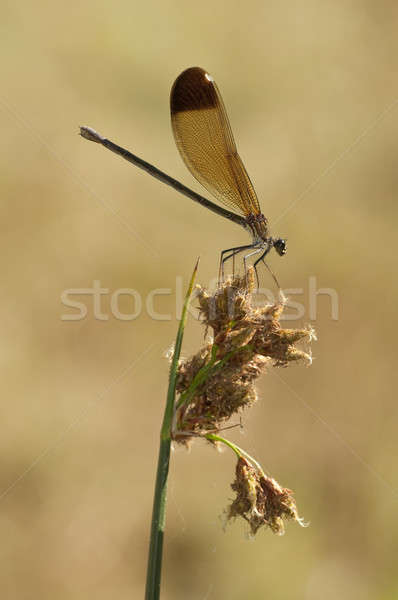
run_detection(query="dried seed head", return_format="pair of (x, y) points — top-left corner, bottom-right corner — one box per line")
(173, 269), (315, 440)
(226, 457), (305, 536)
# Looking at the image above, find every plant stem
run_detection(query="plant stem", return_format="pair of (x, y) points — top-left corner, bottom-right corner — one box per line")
(175, 344), (218, 410)
(144, 259), (199, 600)
(176, 344), (248, 411)
(205, 433), (242, 458)
(205, 434), (266, 477)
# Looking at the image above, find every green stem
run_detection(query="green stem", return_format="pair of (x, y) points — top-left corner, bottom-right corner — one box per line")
(205, 434), (266, 477)
(205, 433), (242, 458)
(175, 344), (218, 410)
(144, 259), (199, 600)
(176, 344), (248, 411)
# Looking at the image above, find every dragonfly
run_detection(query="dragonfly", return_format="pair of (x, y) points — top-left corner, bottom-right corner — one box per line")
(80, 66), (287, 285)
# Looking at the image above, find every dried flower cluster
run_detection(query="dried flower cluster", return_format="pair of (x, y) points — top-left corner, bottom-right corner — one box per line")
(172, 269), (314, 535)
(174, 269), (314, 440)
(227, 457), (305, 536)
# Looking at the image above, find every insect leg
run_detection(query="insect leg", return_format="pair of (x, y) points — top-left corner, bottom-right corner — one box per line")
(253, 247), (281, 290)
(243, 247), (264, 289)
(219, 243), (256, 282)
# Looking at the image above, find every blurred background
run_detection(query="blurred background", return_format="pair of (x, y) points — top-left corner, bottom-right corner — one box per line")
(1, 0), (397, 598)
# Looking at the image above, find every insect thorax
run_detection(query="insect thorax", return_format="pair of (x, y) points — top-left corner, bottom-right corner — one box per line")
(246, 213), (269, 242)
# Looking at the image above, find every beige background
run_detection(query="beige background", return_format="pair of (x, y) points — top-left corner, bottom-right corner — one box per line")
(1, 1), (397, 598)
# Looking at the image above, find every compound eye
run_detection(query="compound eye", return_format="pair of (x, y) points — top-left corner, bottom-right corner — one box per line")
(274, 239), (287, 256)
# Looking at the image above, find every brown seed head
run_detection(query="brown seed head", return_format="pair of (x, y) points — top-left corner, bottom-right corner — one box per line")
(173, 269), (314, 441)
(226, 457), (305, 536)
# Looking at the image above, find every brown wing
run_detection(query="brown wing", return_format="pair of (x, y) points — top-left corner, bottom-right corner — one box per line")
(170, 67), (260, 217)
